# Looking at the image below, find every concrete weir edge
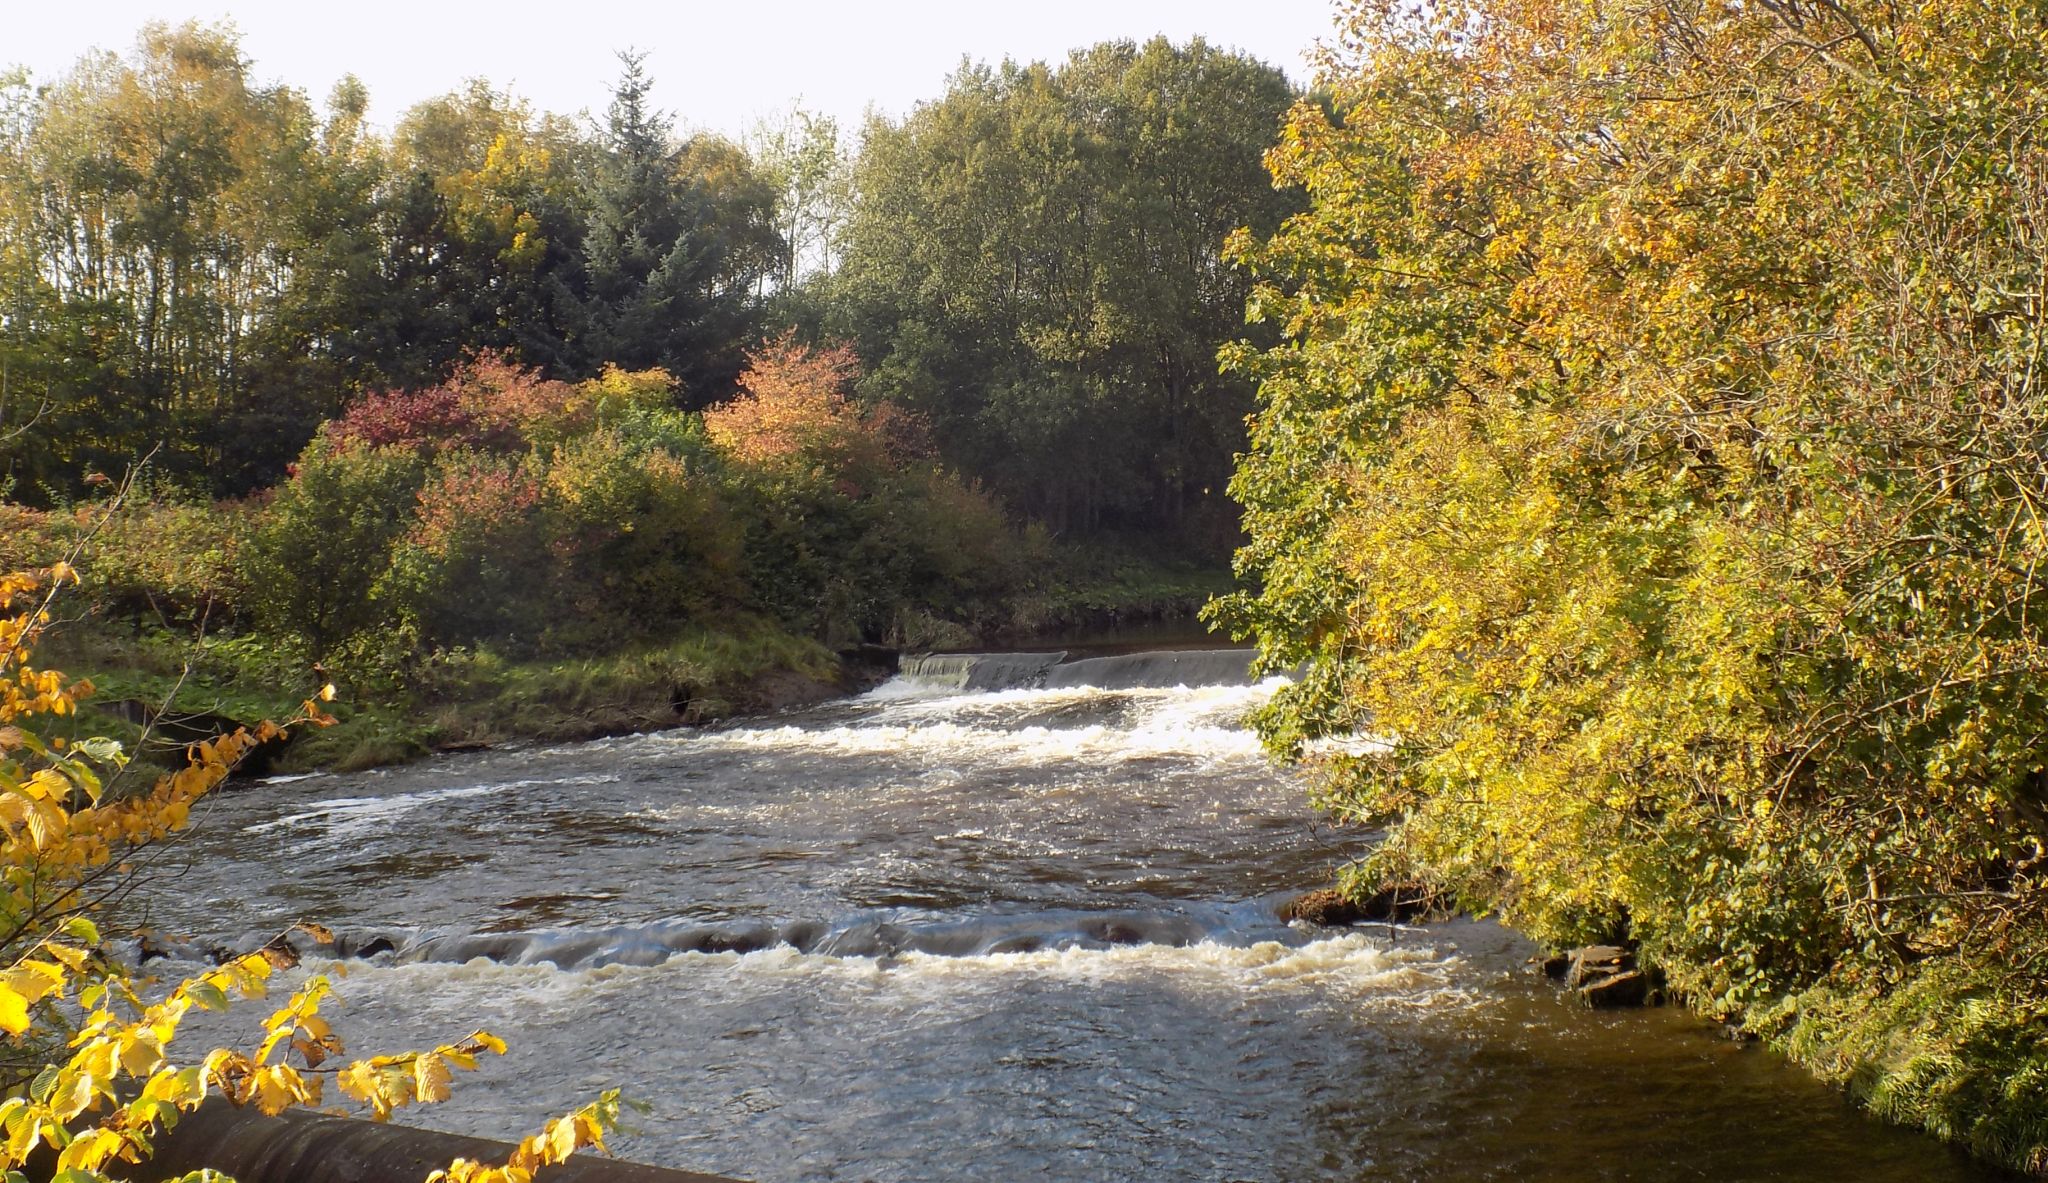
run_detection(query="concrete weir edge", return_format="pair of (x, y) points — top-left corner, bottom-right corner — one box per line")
(111, 1099), (746, 1183)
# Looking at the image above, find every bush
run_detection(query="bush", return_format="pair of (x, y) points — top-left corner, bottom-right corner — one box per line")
(543, 429), (744, 647)
(77, 497), (250, 625)
(382, 450), (552, 647)
(705, 334), (913, 492)
(245, 443), (426, 658)
(326, 351), (587, 458)
(0, 497), (247, 626)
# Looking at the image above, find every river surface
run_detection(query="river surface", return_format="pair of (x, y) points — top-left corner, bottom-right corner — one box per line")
(147, 658), (2010, 1182)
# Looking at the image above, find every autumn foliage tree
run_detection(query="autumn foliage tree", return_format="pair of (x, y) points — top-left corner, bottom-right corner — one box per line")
(705, 335), (919, 485)
(1220, 0), (2048, 1171)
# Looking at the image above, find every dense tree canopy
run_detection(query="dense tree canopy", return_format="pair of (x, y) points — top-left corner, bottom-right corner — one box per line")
(3, 26), (1290, 564)
(830, 37), (1300, 553)
(1219, 0), (2048, 1170)
(0, 27), (781, 502)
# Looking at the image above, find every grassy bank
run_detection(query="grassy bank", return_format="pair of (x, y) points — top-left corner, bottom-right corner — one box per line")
(39, 615), (847, 777)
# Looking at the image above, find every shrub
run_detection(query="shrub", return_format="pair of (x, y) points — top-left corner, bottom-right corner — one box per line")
(382, 450), (552, 647)
(245, 444), (426, 658)
(327, 351), (585, 458)
(544, 429), (744, 646)
(705, 335), (913, 492)
(76, 498), (250, 625)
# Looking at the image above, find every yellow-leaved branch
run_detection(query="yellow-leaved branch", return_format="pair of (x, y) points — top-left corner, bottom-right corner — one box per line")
(0, 566), (615, 1183)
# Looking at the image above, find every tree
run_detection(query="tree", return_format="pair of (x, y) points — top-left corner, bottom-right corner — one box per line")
(244, 443), (424, 659)
(0, 25), (360, 495)
(1217, 0), (2048, 1171)
(367, 80), (588, 386)
(750, 106), (851, 285)
(564, 53), (777, 402)
(830, 38), (1298, 553)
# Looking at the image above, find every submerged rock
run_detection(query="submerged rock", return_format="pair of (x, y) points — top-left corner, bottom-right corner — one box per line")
(1581, 969), (1653, 1008)
(1541, 943), (1665, 1007)
(1279, 883), (1443, 926)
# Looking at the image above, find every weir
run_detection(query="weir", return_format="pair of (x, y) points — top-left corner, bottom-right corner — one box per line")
(893, 650), (1066, 690)
(114, 1099), (742, 1183)
(195, 903), (1268, 973)
(1042, 648), (1256, 690)
(898, 647), (1258, 692)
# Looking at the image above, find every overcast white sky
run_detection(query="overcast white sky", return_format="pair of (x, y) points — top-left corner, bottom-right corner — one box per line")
(8, 1), (1340, 138)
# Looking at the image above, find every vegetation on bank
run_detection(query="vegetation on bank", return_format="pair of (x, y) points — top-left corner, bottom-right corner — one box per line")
(0, 27), (1293, 565)
(1218, 0), (2048, 1172)
(0, 27), (1265, 773)
(1, 341), (1220, 776)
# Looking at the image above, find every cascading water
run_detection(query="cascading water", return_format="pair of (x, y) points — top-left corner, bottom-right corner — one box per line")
(150, 654), (2003, 1182)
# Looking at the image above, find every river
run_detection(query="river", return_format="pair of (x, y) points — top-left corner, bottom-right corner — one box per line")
(148, 652), (2010, 1182)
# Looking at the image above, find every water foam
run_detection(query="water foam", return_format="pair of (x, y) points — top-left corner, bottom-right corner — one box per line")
(297, 931), (1465, 1008)
(634, 680), (1288, 768)
(245, 773), (622, 839)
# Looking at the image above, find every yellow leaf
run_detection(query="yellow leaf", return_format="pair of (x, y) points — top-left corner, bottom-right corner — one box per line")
(0, 984), (28, 1036)
(252, 1066), (299, 1116)
(545, 1115), (579, 1163)
(119, 1030), (163, 1077)
(4, 1109), (50, 1162)
(143, 1066), (205, 1107)
(55, 1125), (125, 1173)
(53, 1067), (98, 1121)
(414, 1053), (453, 1104)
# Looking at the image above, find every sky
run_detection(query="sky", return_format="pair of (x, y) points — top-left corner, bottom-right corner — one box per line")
(7, 0), (1341, 139)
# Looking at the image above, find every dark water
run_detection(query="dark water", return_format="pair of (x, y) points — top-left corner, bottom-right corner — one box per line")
(149, 664), (2007, 1182)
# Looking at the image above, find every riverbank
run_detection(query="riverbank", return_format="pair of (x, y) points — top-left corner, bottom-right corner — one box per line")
(38, 616), (855, 776)
(34, 561), (1227, 779)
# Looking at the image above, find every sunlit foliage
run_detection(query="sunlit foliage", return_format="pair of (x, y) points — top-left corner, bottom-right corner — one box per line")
(0, 566), (617, 1182)
(1219, 0), (2048, 1170)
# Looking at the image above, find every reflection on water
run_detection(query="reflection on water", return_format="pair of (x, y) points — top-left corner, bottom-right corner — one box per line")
(154, 670), (2008, 1182)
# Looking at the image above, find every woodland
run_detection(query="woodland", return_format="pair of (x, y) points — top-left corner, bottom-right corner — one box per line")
(0, 28), (1290, 767)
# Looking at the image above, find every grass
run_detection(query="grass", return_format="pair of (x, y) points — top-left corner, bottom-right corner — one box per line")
(37, 613), (843, 778)
(412, 620), (842, 746)
(1782, 957), (2048, 1176)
